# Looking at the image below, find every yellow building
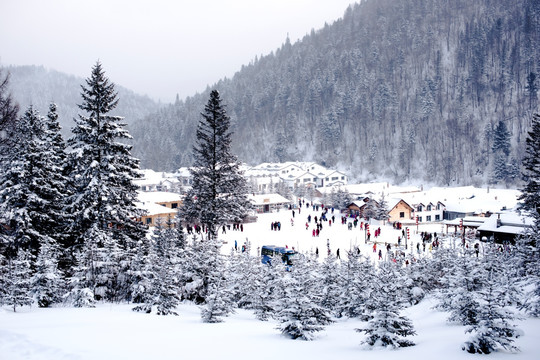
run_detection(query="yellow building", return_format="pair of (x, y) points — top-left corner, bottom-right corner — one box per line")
(388, 198), (414, 223)
(136, 191), (182, 227)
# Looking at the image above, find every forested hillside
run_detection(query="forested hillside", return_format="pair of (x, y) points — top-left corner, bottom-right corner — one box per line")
(131, 0), (539, 186)
(5, 65), (161, 137)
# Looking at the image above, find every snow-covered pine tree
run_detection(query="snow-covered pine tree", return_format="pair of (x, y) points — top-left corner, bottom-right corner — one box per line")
(519, 112), (540, 221)
(514, 227), (540, 317)
(129, 236), (153, 305)
(0, 106), (66, 257)
(149, 217), (180, 315)
(132, 217), (180, 315)
(432, 245), (461, 311)
(274, 254), (333, 340)
(226, 239), (260, 309)
(31, 236), (64, 307)
(337, 249), (371, 318)
(3, 249), (33, 312)
(401, 256), (432, 306)
(180, 235), (207, 303)
(66, 61), (146, 301)
(0, 253), (6, 304)
(0, 69), (19, 159)
(319, 244), (342, 315)
(252, 255), (286, 321)
(358, 261), (416, 349)
(492, 120), (511, 156)
(180, 90), (252, 241)
(375, 193), (390, 224)
(43, 103), (71, 249)
(200, 237), (234, 322)
(463, 247), (523, 354)
(516, 113), (540, 316)
(444, 247), (483, 326)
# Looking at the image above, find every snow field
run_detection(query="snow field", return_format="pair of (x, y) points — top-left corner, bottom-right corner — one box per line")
(2, 204), (539, 359)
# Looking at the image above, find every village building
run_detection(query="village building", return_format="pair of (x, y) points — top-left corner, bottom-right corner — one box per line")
(135, 169), (182, 192)
(136, 201), (177, 227)
(248, 193), (291, 213)
(172, 167), (193, 187)
(346, 198), (371, 217)
(387, 198), (414, 223)
(135, 191), (183, 227)
(250, 162), (348, 190)
(476, 211), (534, 243)
(137, 191), (183, 209)
(244, 168), (283, 193)
(410, 201), (446, 222)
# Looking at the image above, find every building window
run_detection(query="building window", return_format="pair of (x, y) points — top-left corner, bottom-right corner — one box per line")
(341, 176), (345, 180)
(435, 214), (440, 221)
(426, 215), (432, 222)
(437, 203), (441, 210)
(146, 218), (152, 225)
(417, 205), (423, 212)
(427, 205), (432, 211)
(400, 212), (405, 218)
(171, 203), (178, 209)
(332, 177), (338, 181)
(418, 217), (422, 222)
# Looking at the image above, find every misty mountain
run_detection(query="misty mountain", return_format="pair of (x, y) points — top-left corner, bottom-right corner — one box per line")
(5, 65), (161, 137)
(130, 0), (539, 186)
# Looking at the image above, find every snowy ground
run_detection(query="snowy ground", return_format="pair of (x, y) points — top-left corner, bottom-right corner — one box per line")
(1, 204), (539, 359)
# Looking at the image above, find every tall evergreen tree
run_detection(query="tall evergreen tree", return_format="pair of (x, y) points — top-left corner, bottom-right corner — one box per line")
(0, 106), (64, 258)
(519, 113), (540, 220)
(0, 69), (19, 154)
(66, 61), (146, 301)
(43, 103), (70, 248)
(490, 120), (512, 185)
(180, 90), (252, 241)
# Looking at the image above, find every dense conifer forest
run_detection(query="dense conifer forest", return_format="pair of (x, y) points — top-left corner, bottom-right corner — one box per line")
(3, 0), (539, 187)
(128, 0), (539, 186)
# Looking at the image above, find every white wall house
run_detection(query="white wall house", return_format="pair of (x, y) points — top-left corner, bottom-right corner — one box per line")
(410, 201), (445, 222)
(319, 170), (348, 188)
(287, 171), (319, 189)
(135, 169), (182, 192)
(244, 168), (283, 193)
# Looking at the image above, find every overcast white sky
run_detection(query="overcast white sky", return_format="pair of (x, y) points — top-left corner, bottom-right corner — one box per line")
(0, 0), (355, 103)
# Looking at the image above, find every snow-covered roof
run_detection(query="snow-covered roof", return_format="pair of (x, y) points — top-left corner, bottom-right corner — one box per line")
(135, 169), (180, 186)
(137, 191), (182, 204)
(477, 212), (534, 235)
(387, 198), (411, 211)
(248, 194), (291, 205)
(444, 216), (487, 227)
(401, 186), (520, 214)
(173, 167), (192, 177)
(244, 168), (281, 177)
(136, 201), (177, 216)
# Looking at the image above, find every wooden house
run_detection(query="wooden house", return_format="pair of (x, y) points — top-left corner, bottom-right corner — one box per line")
(387, 198), (414, 223)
